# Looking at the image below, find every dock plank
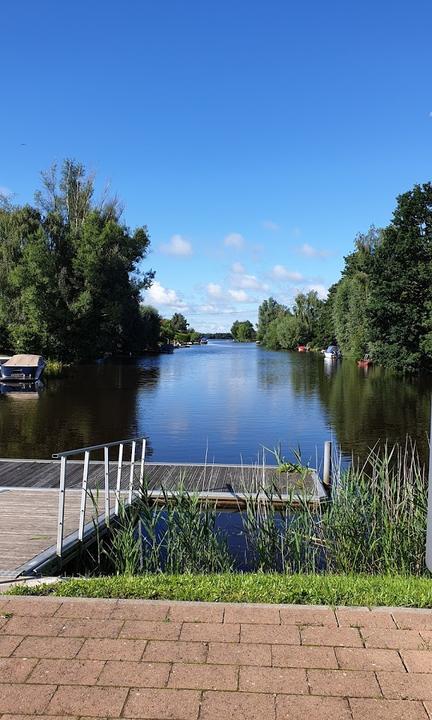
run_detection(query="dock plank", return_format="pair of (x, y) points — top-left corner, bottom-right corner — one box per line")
(0, 458), (323, 578)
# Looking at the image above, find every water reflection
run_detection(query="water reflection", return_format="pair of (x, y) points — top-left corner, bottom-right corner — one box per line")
(0, 344), (430, 466)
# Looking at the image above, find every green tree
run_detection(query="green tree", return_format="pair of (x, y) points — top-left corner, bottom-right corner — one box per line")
(231, 320), (256, 342)
(367, 185), (432, 371)
(256, 297), (287, 343)
(170, 313), (189, 334)
(139, 306), (162, 350)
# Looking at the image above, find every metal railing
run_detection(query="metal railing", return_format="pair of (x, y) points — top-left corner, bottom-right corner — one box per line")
(53, 437), (146, 557)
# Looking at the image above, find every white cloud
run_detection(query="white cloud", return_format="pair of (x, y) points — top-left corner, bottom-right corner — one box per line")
(224, 232), (245, 249)
(206, 282), (223, 298)
(262, 220), (279, 231)
(307, 283), (328, 299)
(271, 265), (304, 281)
(299, 243), (330, 258)
(146, 281), (188, 308)
(232, 273), (268, 291)
(228, 289), (249, 302)
(160, 234), (193, 256)
(231, 262), (245, 274)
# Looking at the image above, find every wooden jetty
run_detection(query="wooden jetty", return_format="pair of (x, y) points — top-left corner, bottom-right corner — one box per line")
(0, 455), (324, 580)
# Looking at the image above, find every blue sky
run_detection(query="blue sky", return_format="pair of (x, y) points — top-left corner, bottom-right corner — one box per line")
(1, 1), (432, 331)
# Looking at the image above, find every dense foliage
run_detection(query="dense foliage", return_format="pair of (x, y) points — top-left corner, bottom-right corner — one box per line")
(230, 320), (256, 342)
(0, 160), (156, 360)
(258, 182), (432, 371)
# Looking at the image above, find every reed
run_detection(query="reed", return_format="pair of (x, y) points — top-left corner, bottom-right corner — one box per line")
(85, 440), (428, 577)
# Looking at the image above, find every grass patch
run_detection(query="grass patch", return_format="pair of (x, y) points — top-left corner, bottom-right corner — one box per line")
(7, 573), (432, 607)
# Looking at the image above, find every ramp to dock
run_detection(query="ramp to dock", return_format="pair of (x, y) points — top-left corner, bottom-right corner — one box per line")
(0, 458), (324, 579)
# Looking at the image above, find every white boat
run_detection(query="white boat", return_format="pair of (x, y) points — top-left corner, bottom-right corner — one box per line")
(323, 345), (341, 360)
(0, 354), (46, 382)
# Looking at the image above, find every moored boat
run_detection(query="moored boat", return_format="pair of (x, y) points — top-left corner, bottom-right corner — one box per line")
(297, 345), (307, 352)
(323, 345), (341, 360)
(357, 358), (372, 368)
(0, 354), (46, 382)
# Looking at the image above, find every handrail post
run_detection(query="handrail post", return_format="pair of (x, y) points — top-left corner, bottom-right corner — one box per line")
(128, 440), (136, 504)
(78, 450), (90, 541)
(139, 439), (146, 492)
(115, 443), (124, 515)
(56, 456), (67, 557)
(104, 446), (110, 525)
(323, 440), (332, 493)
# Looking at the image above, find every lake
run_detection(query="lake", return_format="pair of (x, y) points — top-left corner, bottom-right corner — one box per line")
(1, 341), (431, 467)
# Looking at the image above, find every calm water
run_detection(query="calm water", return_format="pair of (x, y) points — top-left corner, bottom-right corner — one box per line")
(1, 341), (431, 466)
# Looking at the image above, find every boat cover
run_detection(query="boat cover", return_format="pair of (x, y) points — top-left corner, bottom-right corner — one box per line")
(3, 355), (44, 367)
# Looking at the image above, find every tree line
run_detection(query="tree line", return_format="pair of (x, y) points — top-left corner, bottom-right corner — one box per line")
(257, 182), (432, 372)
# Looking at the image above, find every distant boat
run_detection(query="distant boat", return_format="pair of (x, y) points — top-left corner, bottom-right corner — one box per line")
(323, 345), (341, 360)
(357, 358), (372, 368)
(297, 345), (307, 353)
(200, 338), (208, 344)
(0, 354), (46, 382)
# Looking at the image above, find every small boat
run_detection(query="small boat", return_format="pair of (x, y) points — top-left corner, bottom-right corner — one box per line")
(200, 338), (208, 345)
(323, 345), (341, 360)
(357, 358), (372, 368)
(297, 345), (307, 353)
(0, 354), (46, 382)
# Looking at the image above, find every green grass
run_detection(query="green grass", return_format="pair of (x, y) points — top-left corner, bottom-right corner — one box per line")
(7, 573), (432, 607)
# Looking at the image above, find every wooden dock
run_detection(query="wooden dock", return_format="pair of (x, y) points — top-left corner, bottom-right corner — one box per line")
(0, 458), (324, 579)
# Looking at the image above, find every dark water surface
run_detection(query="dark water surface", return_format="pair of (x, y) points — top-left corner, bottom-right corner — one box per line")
(1, 341), (431, 466)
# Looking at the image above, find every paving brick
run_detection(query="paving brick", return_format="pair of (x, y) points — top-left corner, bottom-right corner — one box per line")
(28, 658), (105, 685)
(280, 606), (337, 626)
(308, 669), (382, 697)
(393, 611), (432, 631)
(401, 649), (432, 673)
(59, 618), (123, 638)
(3, 597), (62, 616)
(1, 716), (78, 720)
(0, 656), (38, 682)
(272, 644), (338, 669)
(110, 599), (169, 621)
(224, 605), (280, 624)
(97, 660), (170, 687)
(0, 615), (65, 636)
(144, 640), (207, 663)
(13, 636), (84, 659)
(54, 599), (116, 619)
(301, 626), (363, 647)
(200, 690), (275, 719)
(276, 695), (351, 720)
(123, 688), (200, 719)
(207, 641), (271, 666)
(362, 629), (425, 649)
(241, 623), (300, 645)
(378, 671), (432, 700)
(181, 621), (240, 643)
(239, 665), (308, 694)
(47, 685), (128, 717)
(119, 620), (182, 640)
(168, 602), (224, 623)
(336, 609), (396, 629)
(169, 662), (238, 690)
(0, 683), (56, 714)
(0, 635), (23, 656)
(350, 698), (429, 719)
(335, 647), (405, 672)
(78, 638), (147, 661)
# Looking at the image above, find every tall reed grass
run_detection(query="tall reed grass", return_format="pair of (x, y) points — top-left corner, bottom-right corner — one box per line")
(87, 440), (428, 577)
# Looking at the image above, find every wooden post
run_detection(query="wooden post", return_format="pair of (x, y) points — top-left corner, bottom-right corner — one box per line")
(323, 440), (332, 491)
(426, 397), (432, 571)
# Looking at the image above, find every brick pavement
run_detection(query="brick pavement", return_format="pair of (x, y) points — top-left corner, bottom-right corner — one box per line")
(1, 595), (432, 718)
